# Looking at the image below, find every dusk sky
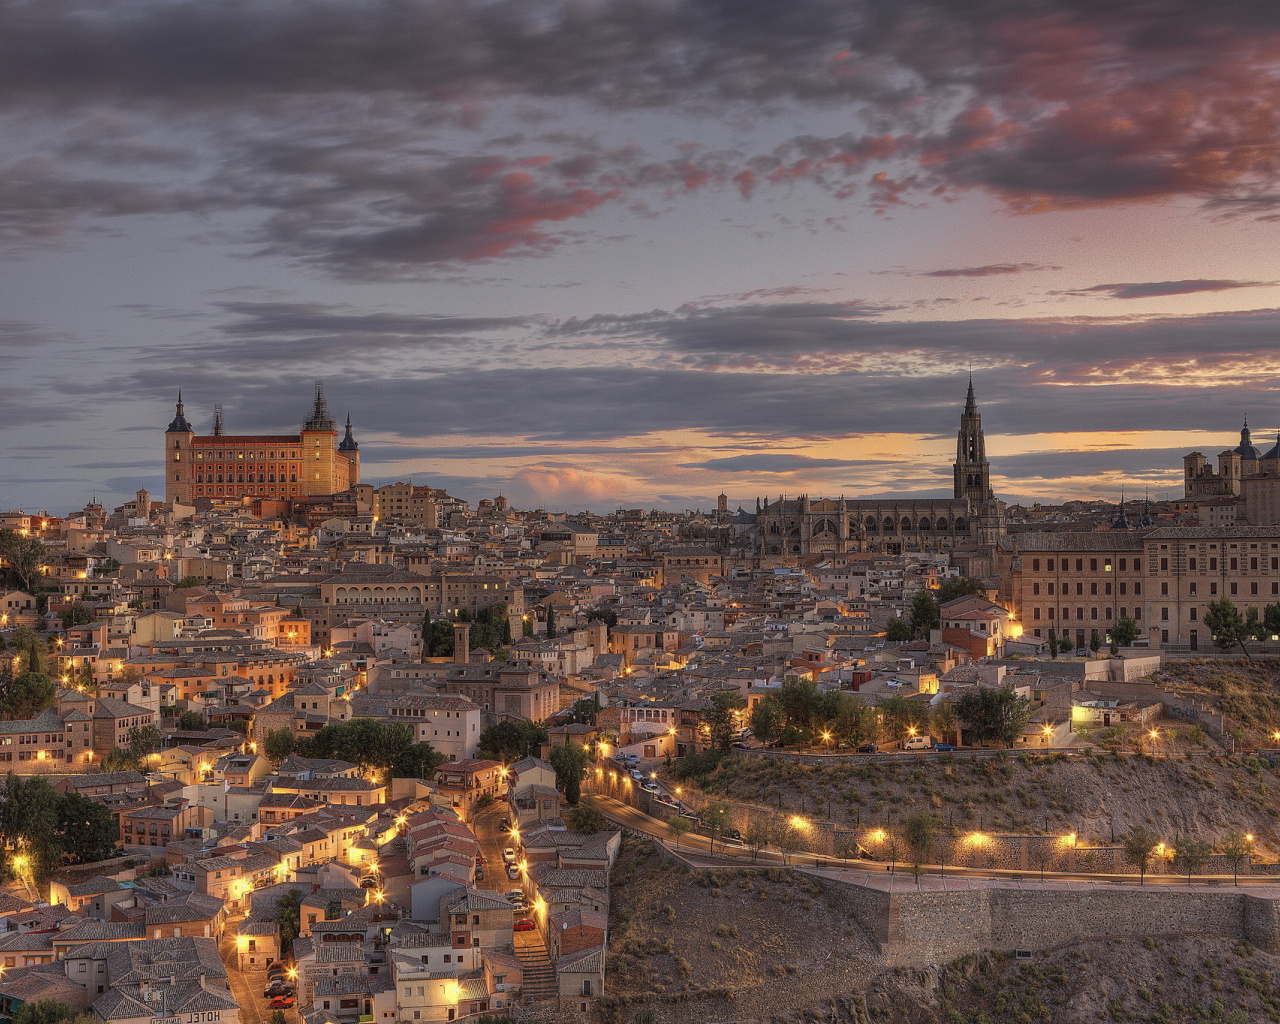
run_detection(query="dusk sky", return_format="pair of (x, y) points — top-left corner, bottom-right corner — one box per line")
(5, 0), (1280, 514)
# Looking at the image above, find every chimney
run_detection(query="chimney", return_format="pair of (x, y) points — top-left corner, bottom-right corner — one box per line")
(453, 622), (471, 662)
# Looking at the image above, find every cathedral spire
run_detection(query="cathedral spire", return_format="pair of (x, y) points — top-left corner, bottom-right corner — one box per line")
(338, 411), (359, 451)
(964, 373), (977, 416)
(953, 377), (992, 504)
(167, 390), (192, 433)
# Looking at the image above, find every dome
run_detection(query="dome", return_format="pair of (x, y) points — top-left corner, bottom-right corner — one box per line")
(1264, 432), (1280, 461)
(1235, 421), (1262, 460)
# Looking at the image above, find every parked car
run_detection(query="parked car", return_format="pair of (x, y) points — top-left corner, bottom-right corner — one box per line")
(269, 997), (295, 1009)
(475, 866), (484, 880)
(901, 735), (933, 751)
(856, 743), (879, 754)
(723, 827), (743, 842)
(934, 743), (956, 752)
(507, 864), (521, 880)
(514, 919), (536, 932)
(266, 967), (288, 980)
(503, 887), (525, 899)
(628, 769), (645, 782)
(502, 847), (517, 864)
(499, 818), (511, 831)
(509, 898), (528, 912)
(263, 983), (293, 998)
(640, 783), (659, 794)
(616, 753), (639, 765)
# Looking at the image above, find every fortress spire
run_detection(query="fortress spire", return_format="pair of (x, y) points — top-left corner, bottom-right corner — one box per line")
(166, 390), (192, 433)
(303, 380), (336, 432)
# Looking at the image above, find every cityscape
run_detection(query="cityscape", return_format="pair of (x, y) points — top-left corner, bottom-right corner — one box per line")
(5, 1), (1280, 1023)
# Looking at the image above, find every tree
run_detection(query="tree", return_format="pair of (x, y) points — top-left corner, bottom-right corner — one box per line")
(1204, 599), (1255, 658)
(931, 703), (958, 745)
(173, 576), (202, 589)
(392, 742), (447, 781)
(477, 720), (548, 762)
(521, 616), (535, 638)
(666, 814), (691, 850)
(0, 671), (55, 720)
(548, 743), (588, 805)
(271, 1013), (287, 1024)
(421, 619), (455, 659)
(274, 889), (304, 957)
(177, 710), (206, 731)
(12, 1001), (96, 1024)
(545, 605), (557, 638)
(1111, 616), (1140, 648)
(58, 794), (117, 863)
(908, 591), (940, 637)
(264, 727), (297, 764)
(743, 813), (773, 864)
(0, 530), (45, 593)
(1046, 628), (1059, 659)
(1122, 825), (1158, 885)
(564, 804), (608, 834)
(585, 607), (618, 628)
(306, 719), (425, 782)
(705, 691), (745, 751)
(749, 696), (783, 746)
(878, 695), (930, 742)
(126, 724), (163, 761)
(1172, 837), (1212, 885)
(955, 686), (1032, 747)
(935, 577), (986, 605)
(1090, 629), (1102, 654)
(0, 775), (64, 884)
(884, 618), (913, 642)
(700, 802), (730, 855)
(58, 603), (94, 629)
(1220, 832), (1252, 886)
(903, 812), (939, 882)
(776, 820), (804, 865)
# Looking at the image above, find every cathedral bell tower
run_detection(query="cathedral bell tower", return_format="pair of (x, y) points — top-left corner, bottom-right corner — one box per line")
(953, 377), (993, 505)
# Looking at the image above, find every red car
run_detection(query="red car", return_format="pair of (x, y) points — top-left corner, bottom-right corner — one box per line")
(513, 919), (536, 932)
(269, 997), (295, 1009)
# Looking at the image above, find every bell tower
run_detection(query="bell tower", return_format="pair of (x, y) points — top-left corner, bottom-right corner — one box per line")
(165, 391), (194, 505)
(953, 376), (993, 505)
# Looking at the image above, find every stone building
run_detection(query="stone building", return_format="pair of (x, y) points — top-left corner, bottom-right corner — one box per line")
(164, 383), (360, 504)
(753, 380), (1006, 556)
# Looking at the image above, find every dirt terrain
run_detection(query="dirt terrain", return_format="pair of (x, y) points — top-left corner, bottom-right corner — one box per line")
(600, 838), (879, 1022)
(685, 749), (1280, 856)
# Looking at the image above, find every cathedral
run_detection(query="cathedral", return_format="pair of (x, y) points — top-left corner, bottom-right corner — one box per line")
(164, 383), (360, 504)
(753, 380), (1006, 556)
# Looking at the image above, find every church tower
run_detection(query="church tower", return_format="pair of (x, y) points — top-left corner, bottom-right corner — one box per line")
(300, 381), (340, 494)
(164, 391), (194, 504)
(953, 377), (993, 505)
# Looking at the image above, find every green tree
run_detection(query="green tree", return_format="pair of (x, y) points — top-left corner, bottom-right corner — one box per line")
(521, 616), (535, 638)
(125, 724), (163, 761)
(884, 618), (913, 642)
(1047, 628), (1059, 659)
(585, 607), (618, 628)
(666, 814), (691, 850)
(956, 686), (1032, 747)
(1090, 629), (1102, 654)
(1204, 598), (1254, 658)
(545, 606), (557, 638)
(57, 793), (118, 863)
(908, 591), (940, 637)
(173, 576), (202, 589)
(903, 812), (939, 881)
(548, 743), (588, 805)
(0, 530), (46, 593)
(1122, 825), (1158, 885)
(878, 695), (930, 741)
(58, 603), (94, 629)
(0, 775), (64, 884)
(477, 720), (548, 762)
(264, 727), (297, 764)
(0, 671), (55, 720)
(177, 710), (206, 731)
(1111, 616), (1140, 647)
(700, 802), (730, 854)
(1172, 837), (1212, 885)
(392, 742), (447, 780)
(421, 618), (455, 659)
(749, 696), (782, 746)
(1220, 832), (1252, 886)
(705, 691), (745, 751)
(271, 1013), (287, 1024)
(931, 702), (958, 745)
(101, 748), (142, 773)
(935, 577), (987, 605)
(274, 888), (304, 957)
(306, 719), (424, 782)
(12, 1000), (96, 1024)
(564, 804), (608, 834)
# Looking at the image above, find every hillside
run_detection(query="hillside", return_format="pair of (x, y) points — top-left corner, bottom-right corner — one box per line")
(683, 750), (1280, 857)
(1153, 659), (1280, 746)
(600, 838), (879, 1023)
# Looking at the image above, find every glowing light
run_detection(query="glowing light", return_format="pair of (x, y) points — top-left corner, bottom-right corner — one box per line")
(790, 816), (809, 830)
(870, 829), (887, 843)
(1247, 834), (1255, 842)
(965, 833), (990, 847)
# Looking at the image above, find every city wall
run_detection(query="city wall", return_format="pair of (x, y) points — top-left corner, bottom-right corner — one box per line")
(831, 883), (1280, 967)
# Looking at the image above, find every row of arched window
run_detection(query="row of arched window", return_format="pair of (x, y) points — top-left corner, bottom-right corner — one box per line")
(768, 515), (968, 535)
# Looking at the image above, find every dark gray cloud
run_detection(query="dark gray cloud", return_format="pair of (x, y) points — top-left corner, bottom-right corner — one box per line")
(924, 263), (1060, 278)
(1070, 280), (1276, 300)
(678, 454), (884, 471)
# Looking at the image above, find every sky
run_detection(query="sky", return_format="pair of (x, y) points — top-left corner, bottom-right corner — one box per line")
(4, 0), (1280, 515)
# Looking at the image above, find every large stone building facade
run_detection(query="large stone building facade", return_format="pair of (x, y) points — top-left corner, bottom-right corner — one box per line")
(1183, 421), (1280, 526)
(164, 384), (360, 504)
(753, 381), (1006, 556)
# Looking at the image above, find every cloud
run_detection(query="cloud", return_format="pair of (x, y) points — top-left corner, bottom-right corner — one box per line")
(1069, 280), (1277, 300)
(678, 454), (882, 472)
(923, 263), (1060, 278)
(512, 464), (636, 504)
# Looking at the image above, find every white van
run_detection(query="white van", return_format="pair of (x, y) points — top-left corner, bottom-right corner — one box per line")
(901, 735), (933, 751)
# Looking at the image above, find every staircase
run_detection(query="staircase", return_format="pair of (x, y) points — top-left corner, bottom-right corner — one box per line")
(514, 936), (558, 1004)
